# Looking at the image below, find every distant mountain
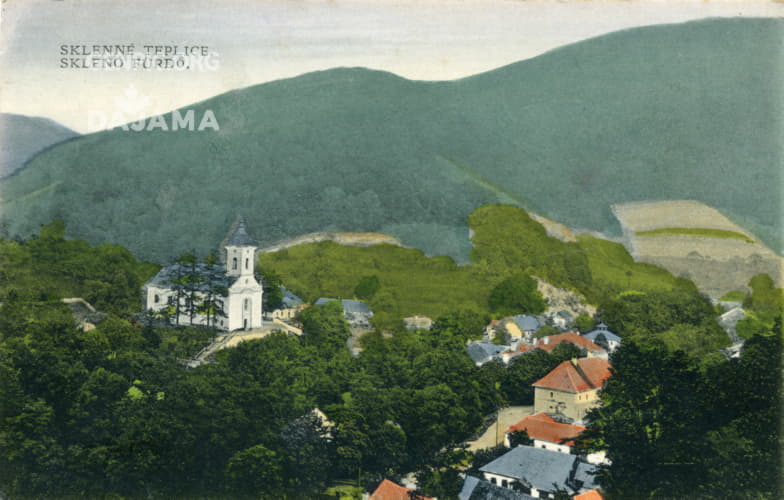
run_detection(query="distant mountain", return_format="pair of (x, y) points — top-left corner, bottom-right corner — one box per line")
(1, 18), (780, 263)
(0, 113), (78, 178)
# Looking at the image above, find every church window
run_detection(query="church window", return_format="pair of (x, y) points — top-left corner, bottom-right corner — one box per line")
(232, 257), (237, 270)
(244, 298), (250, 311)
(245, 258), (249, 269)
(154, 294), (160, 303)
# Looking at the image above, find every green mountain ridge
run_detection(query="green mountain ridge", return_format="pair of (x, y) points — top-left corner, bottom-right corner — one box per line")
(1, 17), (781, 262)
(0, 113), (79, 178)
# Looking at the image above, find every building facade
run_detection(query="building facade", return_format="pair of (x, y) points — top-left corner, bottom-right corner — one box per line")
(143, 217), (264, 331)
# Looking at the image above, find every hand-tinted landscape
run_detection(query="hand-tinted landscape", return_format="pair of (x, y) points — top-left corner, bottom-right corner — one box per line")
(2, 18), (781, 264)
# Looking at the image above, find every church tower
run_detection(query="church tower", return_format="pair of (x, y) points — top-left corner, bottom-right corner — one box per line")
(222, 216), (264, 331)
(223, 216), (257, 277)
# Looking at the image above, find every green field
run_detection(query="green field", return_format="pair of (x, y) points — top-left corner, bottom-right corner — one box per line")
(261, 205), (697, 329)
(636, 227), (755, 243)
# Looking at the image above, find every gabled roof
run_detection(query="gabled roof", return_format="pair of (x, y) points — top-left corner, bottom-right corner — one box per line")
(506, 412), (586, 446)
(467, 342), (507, 363)
(536, 332), (605, 353)
(532, 357), (612, 393)
(459, 476), (537, 500)
(369, 479), (433, 500)
(479, 446), (579, 492)
(224, 216), (257, 247)
(574, 488), (603, 500)
(146, 262), (234, 292)
(281, 287), (304, 308)
(513, 315), (541, 331)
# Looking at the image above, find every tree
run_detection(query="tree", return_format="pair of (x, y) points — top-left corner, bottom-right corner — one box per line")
(488, 273), (546, 317)
(280, 411), (335, 495)
(354, 275), (380, 300)
(585, 340), (706, 498)
(574, 313), (595, 333)
(501, 350), (559, 405)
(260, 268), (284, 310)
(300, 301), (350, 352)
(550, 342), (584, 362)
(507, 430), (533, 448)
(225, 444), (284, 497)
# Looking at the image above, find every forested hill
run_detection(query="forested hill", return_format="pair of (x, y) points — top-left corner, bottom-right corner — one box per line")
(1, 17), (780, 263)
(0, 113), (78, 178)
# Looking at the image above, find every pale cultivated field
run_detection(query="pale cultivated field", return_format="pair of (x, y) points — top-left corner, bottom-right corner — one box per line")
(611, 200), (782, 294)
(612, 200), (758, 236)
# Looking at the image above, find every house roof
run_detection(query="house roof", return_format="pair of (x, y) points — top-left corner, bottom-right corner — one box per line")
(506, 412), (586, 446)
(536, 332), (605, 353)
(224, 216), (257, 247)
(513, 315), (541, 331)
(479, 446), (578, 492)
(314, 298), (372, 314)
(574, 462), (600, 492)
(503, 344), (540, 356)
(574, 488), (603, 500)
(146, 262), (235, 293)
(467, 342), (507, 363)
(583, 323), (621, 343)
(369, 479), (433, 500)
(459, 476), (537, 500)
(281, 287), (304, 308)
(532, 357), (612, 393)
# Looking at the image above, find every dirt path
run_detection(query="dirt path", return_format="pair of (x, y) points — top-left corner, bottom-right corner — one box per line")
(467, 405), (534, 451)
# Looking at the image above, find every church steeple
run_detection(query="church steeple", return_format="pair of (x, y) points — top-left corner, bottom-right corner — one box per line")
(222, 216), (257, 278)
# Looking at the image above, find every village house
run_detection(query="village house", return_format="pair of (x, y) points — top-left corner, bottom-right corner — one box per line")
(368, 479), (433, 500)
(459, 475), (537, 500)
(478, 445), (599, 498)
(314, 298), (374, 328)
(505, 412), (609, 465)
(467, 341), (507, 366)
(142, 217), (264, 331)
(268, 287), (306, 321)
(581, 323), (622, 353)
(532, 357), (612, 424)
(505, 412), (585, 453)
(403, 315), (434, 330)
(535, 332), (608, 359)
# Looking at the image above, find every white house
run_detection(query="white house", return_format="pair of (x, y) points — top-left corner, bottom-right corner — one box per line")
(479, 446), (599, 498)
(142, 217), (264, 332)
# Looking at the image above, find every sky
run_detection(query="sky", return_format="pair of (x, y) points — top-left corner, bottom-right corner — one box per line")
(0, 0), (781, 132)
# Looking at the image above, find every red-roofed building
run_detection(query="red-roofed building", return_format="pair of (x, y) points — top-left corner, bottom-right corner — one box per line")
(500, 343), (541, 365)
(369, 479), (433, 500)
(535, 332), (607, 359)
(574, 489), (603, 500)
(532, 357), (612, 423)
(505, 412), (586, 453)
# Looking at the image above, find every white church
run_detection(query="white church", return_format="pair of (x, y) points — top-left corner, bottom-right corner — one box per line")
(142, 217), (264, 331)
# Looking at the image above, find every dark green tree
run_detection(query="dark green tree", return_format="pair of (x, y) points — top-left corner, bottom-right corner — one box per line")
(354, 275), (380, 300)
(488, 273), (546, 317)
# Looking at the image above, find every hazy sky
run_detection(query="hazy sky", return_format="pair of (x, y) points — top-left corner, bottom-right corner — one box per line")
(0, 0), (781, 132)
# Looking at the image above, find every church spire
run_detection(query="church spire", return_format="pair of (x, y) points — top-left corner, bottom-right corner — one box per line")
(225, 216), (256, 247)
